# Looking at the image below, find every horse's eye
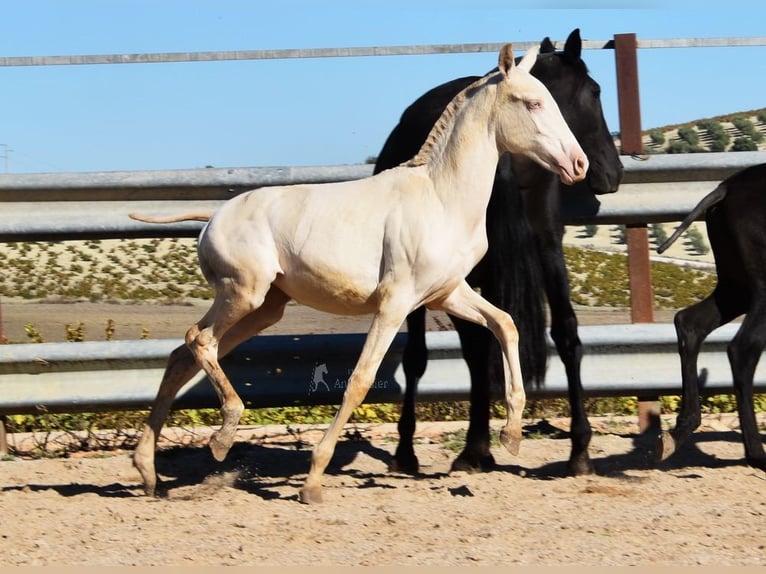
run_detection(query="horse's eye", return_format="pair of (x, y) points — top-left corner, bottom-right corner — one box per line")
(526, 100), (542, 111)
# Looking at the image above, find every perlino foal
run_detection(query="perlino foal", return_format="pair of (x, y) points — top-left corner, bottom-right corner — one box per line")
(131, 44), (588, 504)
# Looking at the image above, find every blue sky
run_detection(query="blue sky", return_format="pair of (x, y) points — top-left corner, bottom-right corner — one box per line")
(1, 1), (765, 173)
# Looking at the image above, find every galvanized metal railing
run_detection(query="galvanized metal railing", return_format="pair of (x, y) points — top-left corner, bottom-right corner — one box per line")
(1, 150), (766, 422)
(1, 324), (764, 417)
(1, 151), (765, 241)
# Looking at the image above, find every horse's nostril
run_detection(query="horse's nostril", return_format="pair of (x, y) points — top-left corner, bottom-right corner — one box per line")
(576, 155), (588, 175)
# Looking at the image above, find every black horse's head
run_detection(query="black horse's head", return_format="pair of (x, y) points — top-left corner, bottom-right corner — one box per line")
(374, 28), (623, 199)
(525, 28), (623, 196)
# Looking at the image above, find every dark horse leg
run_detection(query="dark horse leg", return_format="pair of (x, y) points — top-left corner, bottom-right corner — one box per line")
(522, 180), (594, 476)
(391, 278), (498, 473)
(728, 305), (766, 471)
(447, 158), (548, 473)
(658, 291), (732, 461)
(390, 306), (427, 473)
(449, 317), (497, 472)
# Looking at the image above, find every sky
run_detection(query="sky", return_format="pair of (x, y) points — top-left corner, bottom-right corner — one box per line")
(1, 1), (765, 174)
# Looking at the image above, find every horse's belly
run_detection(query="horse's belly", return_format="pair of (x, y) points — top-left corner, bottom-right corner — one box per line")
(274, 271), (379, 316)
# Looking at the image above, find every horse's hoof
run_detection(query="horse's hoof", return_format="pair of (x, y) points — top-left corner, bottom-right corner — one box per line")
(500, 428), (521, 456)
(451, 453), (495, 474)
(567, 455), (595, 477)
(298, 485), (323, 504)
(657, 432), (676, 462)
(209, 434), (232, 462)
(388, 454), (420, 475)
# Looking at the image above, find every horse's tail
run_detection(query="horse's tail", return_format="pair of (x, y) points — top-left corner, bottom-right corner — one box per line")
(129, 211), (213, 224)
(656, 183), (727, 254)
(483, 157), (548, 390)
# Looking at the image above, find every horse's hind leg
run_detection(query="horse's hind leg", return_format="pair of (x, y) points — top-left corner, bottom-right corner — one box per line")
(430, 281), (525, 456)
(134, 286), (289, 496)
(659, 293), (728, 462)
(728, 303), (766, 471)
(134, 343), (201, 496)
(187, 283), (288, 461)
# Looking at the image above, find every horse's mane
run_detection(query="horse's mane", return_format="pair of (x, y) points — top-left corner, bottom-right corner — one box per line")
(405, 71), (498, 167)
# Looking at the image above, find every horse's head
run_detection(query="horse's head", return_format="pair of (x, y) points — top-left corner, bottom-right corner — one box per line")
(494, 44), (588, 186)
(527, 28), (624, 195)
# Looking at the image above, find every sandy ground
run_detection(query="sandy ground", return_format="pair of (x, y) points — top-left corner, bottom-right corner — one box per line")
(0, 298), (762, 567)
(1, 415), (765, 566)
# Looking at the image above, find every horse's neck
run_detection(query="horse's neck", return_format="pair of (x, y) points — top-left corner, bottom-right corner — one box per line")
(424, 89), (500, 221)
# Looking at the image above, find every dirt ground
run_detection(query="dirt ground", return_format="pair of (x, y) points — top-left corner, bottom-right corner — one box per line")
(1, 416), (765, 566)
(1, 300), (764, 566)
(0, 297), (681, 343)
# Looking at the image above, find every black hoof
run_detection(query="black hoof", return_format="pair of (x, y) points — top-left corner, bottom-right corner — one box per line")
(451, 451), (496, 473)
(388, 452), (419, 475)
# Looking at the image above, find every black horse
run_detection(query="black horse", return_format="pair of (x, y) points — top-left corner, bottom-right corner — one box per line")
(657, 163), (766, 472)
(373, 29), (624, 476)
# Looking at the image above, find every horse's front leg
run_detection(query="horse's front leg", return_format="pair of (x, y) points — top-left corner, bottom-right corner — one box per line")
(300, 303), (409, 504)
(430, 281), (525, 456)
(528, 203), (593, 476)
(447, 317), (496, 472)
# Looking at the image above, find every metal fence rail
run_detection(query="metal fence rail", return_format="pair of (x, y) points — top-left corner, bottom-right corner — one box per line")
(2, 151), (766, 241)
(2, 36), (765, 68)
(1, 324), (764, 417)
(1, 150), (766, 418)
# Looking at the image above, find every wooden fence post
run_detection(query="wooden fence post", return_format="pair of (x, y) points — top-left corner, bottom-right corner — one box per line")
(614, 33), (660, 434)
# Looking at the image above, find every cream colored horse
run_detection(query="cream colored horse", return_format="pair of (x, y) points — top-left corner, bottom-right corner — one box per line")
(131, 43), (587, 504)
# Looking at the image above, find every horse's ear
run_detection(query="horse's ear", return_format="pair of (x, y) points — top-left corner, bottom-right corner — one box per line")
(563, 28), (582, 61)
(498, 43), (515, 76)
(540, 36), (555, 54)
(517, 45), (539, 73)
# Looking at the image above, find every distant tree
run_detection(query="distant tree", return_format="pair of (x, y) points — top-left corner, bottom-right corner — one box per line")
(676, 126), (705, 152)
(757, 111), (766, 123)
(731, 136), (758, 151)
(677, 126), (700, 146)
(666, 140), (691, 154)
(684, 227), (710, 255)
(648, 129), (666, 146)
(364, 156), (378, 164)
(732, 116), (763, 142)
(611, 224), (627, 245)
(582, 224), (598, 238)
(698, 119), (730, 151)
(707, 137), (728, 152)
(649, 223), (668, 247)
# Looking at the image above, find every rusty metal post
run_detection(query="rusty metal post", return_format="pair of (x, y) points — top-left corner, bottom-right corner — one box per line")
(614, 33), (660, 434)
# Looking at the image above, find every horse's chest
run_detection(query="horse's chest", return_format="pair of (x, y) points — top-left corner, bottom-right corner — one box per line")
(409, 227), (488, 284)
